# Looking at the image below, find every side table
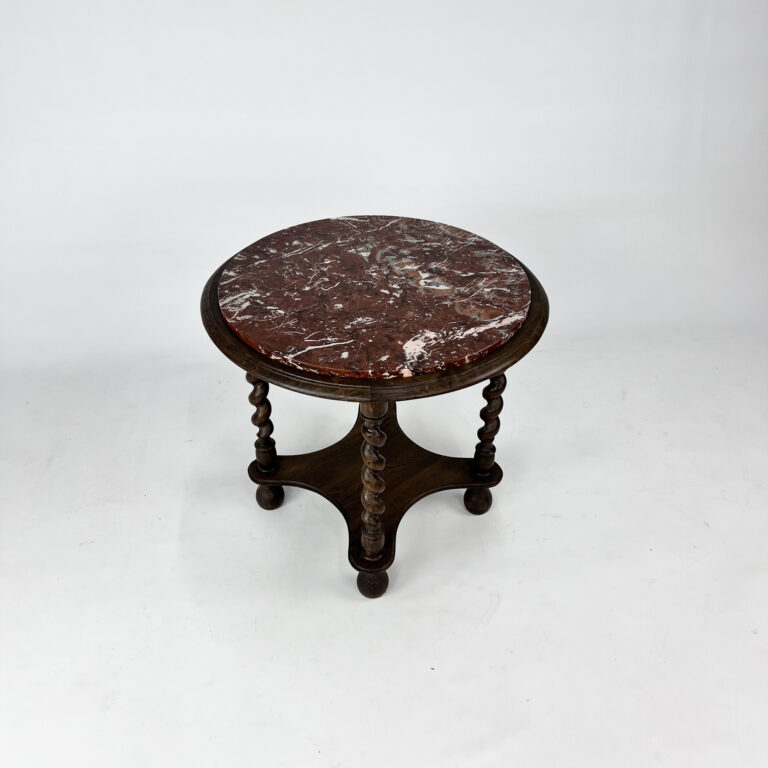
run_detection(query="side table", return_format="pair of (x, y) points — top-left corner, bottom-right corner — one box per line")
(201, 216), (548, 597)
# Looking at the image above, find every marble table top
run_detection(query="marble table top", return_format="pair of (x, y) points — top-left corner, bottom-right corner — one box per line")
(217, 216), (531, 379)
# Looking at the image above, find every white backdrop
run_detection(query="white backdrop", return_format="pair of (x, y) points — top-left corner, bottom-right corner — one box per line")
(1, 2), (767, 767)
(2, 0), (767, 368)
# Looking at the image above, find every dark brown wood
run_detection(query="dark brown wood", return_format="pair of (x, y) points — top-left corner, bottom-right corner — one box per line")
(357, 570), (389, 599)
(464, 374), (507, 515)
(247, 402), (502, 589)
(201, 261), (548, 403)
(246, 373), (284, 510)
(472, 374), (506, 476)
(463, 486), (493, 515)
(359, 401), (388, 562)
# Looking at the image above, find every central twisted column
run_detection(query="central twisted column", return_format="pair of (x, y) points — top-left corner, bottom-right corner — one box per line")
(357, 401), (389, 598)
(360, 401), (388, 559)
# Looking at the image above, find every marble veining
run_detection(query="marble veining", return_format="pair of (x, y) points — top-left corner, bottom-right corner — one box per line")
(218, 216), (531, 379)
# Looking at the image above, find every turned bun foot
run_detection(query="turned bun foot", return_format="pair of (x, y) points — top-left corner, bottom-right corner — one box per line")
(256, 484), (285, 510)
(357, 570), (389, 598)
(463, 487), (492, 515)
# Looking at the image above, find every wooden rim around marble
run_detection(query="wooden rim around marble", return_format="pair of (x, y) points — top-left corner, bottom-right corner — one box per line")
(201, 260), (549, 402)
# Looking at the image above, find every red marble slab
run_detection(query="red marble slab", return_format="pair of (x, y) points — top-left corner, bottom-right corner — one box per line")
(217, 216), (531, 379)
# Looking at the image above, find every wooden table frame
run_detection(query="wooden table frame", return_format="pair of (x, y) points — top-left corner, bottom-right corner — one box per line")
(201, 261), (549, 597)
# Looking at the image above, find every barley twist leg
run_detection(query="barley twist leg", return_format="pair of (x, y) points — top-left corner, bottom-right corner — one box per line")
(464, 374), (506, 515)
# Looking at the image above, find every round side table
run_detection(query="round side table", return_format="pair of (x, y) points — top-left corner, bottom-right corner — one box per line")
(201, 216), (548, 598)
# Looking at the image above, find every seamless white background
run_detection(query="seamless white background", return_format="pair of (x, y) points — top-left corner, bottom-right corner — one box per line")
(1, 2), (767, 766)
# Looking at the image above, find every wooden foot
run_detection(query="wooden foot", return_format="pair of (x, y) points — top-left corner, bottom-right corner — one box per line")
(463, 487), (492, 515)
(357, 570), (389, 598)
(256, 484), (285, 510)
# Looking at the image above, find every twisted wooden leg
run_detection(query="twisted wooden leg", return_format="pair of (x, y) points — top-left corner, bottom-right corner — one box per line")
(464, 374), (506, 515)
(246, 373), (284, 510)
(358, 401), (389, 597)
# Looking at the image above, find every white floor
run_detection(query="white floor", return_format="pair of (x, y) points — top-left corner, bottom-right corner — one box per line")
(1, 331), (766, 767)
